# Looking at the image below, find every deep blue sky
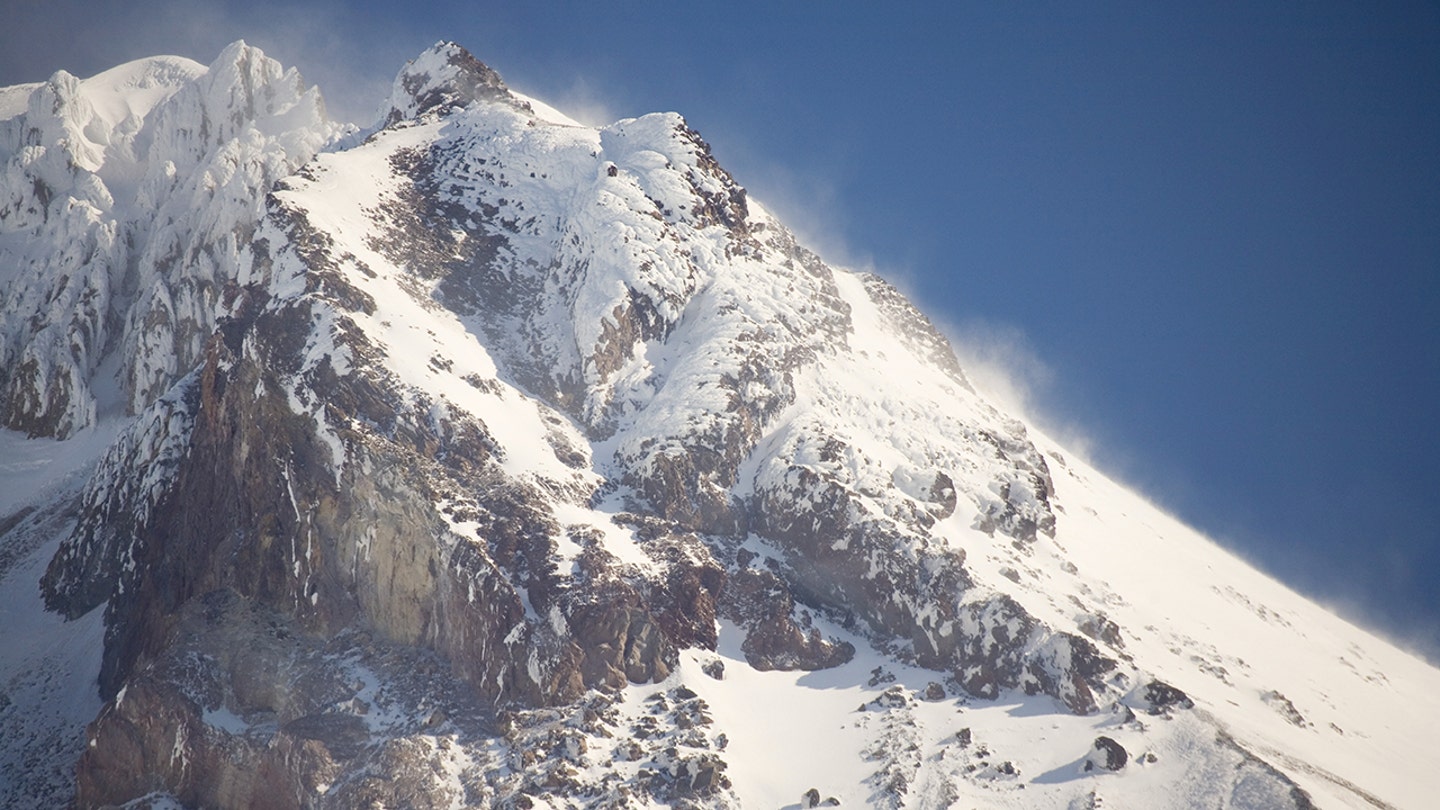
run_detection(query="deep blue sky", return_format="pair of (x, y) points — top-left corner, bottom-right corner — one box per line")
(3, 2), (1437, 660)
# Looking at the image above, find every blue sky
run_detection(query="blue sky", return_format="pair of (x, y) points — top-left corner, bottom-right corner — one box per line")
(3, 1), (1437, 660)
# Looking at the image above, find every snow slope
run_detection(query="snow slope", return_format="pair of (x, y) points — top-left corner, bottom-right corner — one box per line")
(0, 424), (115, 807)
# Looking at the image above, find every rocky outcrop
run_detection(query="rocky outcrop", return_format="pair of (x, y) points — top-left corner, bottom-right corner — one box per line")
(46, 264), (691, 709)
(858, 273), (973, 390)
(1085, 736), (1128, 772)
(37, 53), (789, 798)
(1134, 679), (1194, 716)
(750, 433), (1100, 710)
(385, 41), (523, 125)
(722, 561), (854, 670)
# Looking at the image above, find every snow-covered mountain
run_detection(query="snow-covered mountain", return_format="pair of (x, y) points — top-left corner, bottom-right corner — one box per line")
(2, 41), (1436, 809)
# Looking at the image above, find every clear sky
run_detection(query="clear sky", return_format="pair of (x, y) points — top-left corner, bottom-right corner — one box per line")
(3, 1), (1437, 660)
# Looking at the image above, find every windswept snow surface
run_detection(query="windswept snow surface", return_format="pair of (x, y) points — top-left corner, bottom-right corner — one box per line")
(0, 421), (122, 517)
(73, 56), (206, 130)
(0, 536), (106, 809)
(1015, 435), (1440, 809)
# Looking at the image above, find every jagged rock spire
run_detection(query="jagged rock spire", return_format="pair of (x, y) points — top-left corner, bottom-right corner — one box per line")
(385, 41), (518, 125)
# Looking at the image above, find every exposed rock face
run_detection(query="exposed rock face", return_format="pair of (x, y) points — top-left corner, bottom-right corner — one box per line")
(73, 590), (502, 809)
(1, 41), (1399, 810)
(722, 563), (854, 670)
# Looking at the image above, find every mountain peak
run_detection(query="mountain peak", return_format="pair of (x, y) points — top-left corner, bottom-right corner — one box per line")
(0, 40), (346, 440)
(2, 40), (1438, 810)
(385, 41), (519, 125)
(76, 55), (204, 128)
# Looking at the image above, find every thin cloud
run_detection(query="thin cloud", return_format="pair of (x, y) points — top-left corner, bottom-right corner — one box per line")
(944, 319), (1054, 421)
(723, 151), (872, 275)
(929, 314), (1100, 457)
(0, 0), (418, 126)
(541, 75), (619, 128)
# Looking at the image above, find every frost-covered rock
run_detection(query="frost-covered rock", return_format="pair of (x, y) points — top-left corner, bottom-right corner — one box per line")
(384, 41), (519, 125)
(1084, 736), (1128, 772)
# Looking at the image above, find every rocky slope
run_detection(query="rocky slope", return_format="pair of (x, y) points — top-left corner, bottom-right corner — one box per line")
(2, 42), (1438, 809)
